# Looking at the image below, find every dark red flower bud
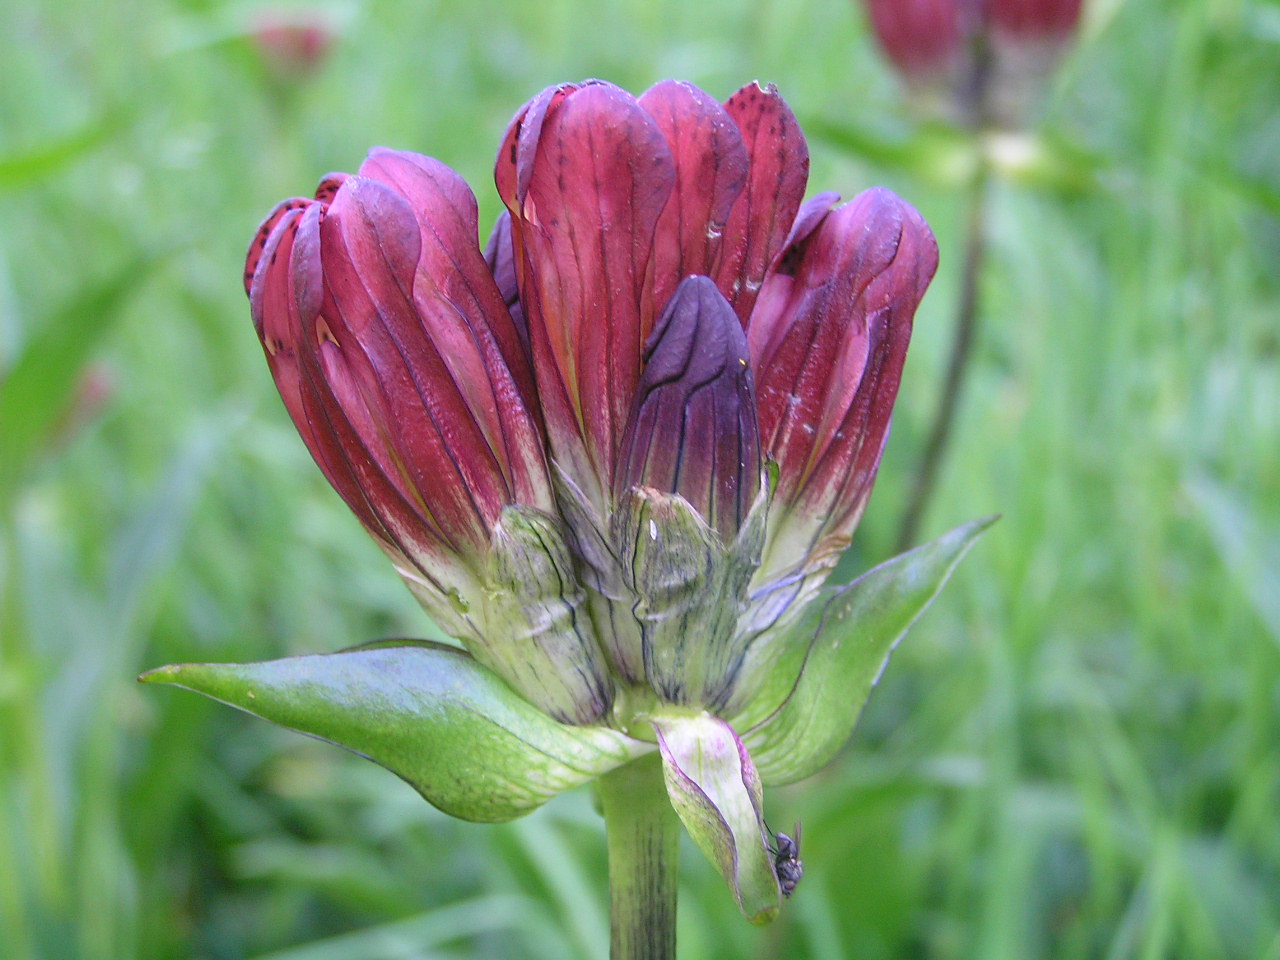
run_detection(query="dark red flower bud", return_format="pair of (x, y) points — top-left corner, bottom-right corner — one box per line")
(862, 0), (1084, 128)
(864, 0), (968, 85)
(750, 187), (938, 577)
(246, 149), (612, 722)
(250, 11), (334, 80)
(988, 0), (1082, 38)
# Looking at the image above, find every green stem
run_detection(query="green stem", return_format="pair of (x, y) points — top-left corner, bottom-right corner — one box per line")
(597, 753), (680, 960)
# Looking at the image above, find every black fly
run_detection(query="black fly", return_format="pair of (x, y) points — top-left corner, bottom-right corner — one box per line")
(770, 822), (804, 898)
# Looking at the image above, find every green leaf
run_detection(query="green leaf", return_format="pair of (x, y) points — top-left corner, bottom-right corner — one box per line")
(139, 640), (648, 822)
(652, 713), (780, 924)
(743, 516), (997, 786)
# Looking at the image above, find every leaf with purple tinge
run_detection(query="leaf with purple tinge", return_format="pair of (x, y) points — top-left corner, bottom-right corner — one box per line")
(652, 713), (780, 924)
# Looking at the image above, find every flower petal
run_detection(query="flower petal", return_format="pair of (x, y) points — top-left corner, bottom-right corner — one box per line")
(652, 713), (780, 923)
(251, 198), (437, 592)
(497, 81), (676, 508)
(751, 187), (938, 579)
(317, 174), (509, 551)
(483, 209), (527, 350)
(356, 149), (553, 513)
(616, 275), (761, 541)
(714, 82), (809, 326)
(638, 80), (750, 312)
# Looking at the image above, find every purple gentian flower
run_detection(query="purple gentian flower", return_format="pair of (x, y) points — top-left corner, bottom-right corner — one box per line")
(246, 78), (937, 720)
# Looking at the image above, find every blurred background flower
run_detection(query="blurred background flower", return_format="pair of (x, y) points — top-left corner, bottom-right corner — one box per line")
(2, 1), (1279, 958)
(250, 9), (335, 82)
(863, 0), (1084, 129)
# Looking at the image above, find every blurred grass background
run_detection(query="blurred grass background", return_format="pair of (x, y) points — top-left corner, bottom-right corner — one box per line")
(2, 0), (1279, 957)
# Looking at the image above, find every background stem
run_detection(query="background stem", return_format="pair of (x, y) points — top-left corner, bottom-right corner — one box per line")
(896, 160), (991, 553)
(597, 753), (680, 960)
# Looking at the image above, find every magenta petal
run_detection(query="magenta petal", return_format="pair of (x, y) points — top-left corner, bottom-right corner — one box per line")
(317, 175), (515, 552)
(355, 148), (551, 512)
(752, 187), (938, 561)
(638, 80), (750, 313)
(245, 196), (309, 297)
(714, 82), (809, 326)
(497, 81), (676, 506)
(248, 200), (344, 510)
(495, 82), (582, 208)
(254, 199), (420, 574)
(780, 191), (841, 255)
(280, 203), (455, 581)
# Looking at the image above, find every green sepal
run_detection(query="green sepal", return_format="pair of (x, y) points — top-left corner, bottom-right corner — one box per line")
(612, 487), (760, 707)
(139, 640), (648, 822)
(482, 505), (613, 725)
(742, 516), (996, 785)
(652, 712), (780, 924)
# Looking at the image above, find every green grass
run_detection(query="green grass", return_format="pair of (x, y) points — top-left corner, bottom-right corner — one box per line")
(2, 0), (1278, 957)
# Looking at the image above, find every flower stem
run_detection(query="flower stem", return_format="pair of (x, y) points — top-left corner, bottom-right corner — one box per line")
(896, 158), (990, 553)
(597, 752), (680, 960)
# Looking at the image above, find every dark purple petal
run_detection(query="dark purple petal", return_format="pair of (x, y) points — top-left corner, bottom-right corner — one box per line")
(751, 188), (938, 562)
(714, 82), (809, 326)
(638, 80), (750, 312)
(483, 209), (527, 350)
(496, 81), (676, 508)
(616, 276), (761, 542)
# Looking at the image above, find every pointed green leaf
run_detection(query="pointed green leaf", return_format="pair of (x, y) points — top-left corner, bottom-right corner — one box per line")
(652, 713), (780, 924)
(743, 516), (996, 785)
(140, 640), (647, 822)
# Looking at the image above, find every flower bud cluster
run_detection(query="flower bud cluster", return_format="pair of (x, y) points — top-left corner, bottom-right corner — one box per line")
(246, 80), (938, 727)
